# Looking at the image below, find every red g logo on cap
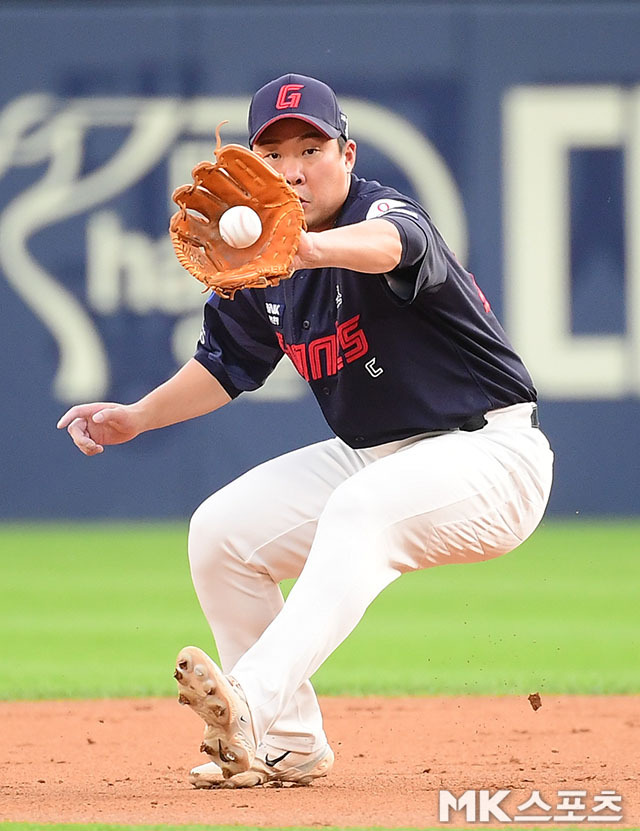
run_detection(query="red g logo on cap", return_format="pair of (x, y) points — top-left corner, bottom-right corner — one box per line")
(275, 83), (304, 110)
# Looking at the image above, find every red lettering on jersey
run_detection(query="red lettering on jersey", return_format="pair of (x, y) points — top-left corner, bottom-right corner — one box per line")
(337, 315), (369, 362)
(275, 84), (304, 110)
(309, 336), (338, 380)
(288, 343), (310, 380)
(470, 273), (491, 313)
(276, 316), (369, 381)
(276, 332), (309, 380)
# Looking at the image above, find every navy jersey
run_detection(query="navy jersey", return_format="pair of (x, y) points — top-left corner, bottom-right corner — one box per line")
(194, 174), (536, 448)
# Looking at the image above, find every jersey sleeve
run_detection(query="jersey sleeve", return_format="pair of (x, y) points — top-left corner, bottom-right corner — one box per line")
(363, 195), (449, 302)
(193, 291), (284, 398)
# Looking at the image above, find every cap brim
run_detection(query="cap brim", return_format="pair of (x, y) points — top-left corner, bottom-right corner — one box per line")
(250, 114), (341, 145)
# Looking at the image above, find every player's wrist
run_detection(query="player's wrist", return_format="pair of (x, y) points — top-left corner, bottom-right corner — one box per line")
(295, 230), (320, 268)
(126, 401), (152, 435)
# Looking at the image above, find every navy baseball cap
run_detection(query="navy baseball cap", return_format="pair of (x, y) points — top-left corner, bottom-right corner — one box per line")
(249, 73), (348, 146)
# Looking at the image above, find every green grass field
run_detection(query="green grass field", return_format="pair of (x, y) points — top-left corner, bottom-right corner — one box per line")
(0, 519), (638, 700)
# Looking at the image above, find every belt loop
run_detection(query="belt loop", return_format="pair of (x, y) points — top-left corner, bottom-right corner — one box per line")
(531, 405), (540, 428)
(459, 413), (488, 432)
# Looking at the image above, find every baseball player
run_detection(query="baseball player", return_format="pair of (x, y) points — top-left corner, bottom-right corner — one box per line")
(58, 74), (554, 789)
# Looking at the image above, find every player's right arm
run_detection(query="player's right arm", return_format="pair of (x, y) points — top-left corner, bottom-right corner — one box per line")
(57, 358), (231, 456)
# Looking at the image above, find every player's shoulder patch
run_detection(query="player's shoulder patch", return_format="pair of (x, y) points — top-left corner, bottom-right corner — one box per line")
(365, 197), (420, 221)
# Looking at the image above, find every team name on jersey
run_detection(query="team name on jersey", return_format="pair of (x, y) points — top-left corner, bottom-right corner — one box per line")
(276, 315), (369, 381)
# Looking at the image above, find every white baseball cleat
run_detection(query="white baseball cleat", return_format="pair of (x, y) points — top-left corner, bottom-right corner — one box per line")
(189, 742), (335, 788)
(174, 645), (256, 778)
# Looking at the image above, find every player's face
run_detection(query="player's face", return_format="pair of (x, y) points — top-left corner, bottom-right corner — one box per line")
(253, 119), (356, 231)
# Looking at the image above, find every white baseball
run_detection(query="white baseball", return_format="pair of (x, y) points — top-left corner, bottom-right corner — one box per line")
(219, 206), (262, 248)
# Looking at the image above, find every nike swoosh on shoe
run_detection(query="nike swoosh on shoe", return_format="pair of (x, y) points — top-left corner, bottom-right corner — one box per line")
(264, 750), (291, 767)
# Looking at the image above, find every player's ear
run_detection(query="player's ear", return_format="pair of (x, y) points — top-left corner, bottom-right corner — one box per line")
(343, 139), (357, 173)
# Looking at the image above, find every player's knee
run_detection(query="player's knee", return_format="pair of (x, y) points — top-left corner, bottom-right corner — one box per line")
(322, 476), (383, 529)
(188, 494), (231, 575)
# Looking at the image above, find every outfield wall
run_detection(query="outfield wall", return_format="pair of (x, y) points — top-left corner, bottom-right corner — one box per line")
(1, 1), (639, 517)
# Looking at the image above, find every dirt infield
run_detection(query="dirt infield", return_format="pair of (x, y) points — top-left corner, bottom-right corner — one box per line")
(0, 696), (638, 827)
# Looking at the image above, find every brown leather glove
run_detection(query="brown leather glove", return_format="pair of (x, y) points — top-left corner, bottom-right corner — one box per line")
(169, 125), (305, 299)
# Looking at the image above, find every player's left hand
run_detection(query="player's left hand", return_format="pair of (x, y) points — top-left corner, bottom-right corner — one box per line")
(169, 127), (305, 299)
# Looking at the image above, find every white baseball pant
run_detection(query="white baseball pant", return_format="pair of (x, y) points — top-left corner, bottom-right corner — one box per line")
(188, 402), (553, 753)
